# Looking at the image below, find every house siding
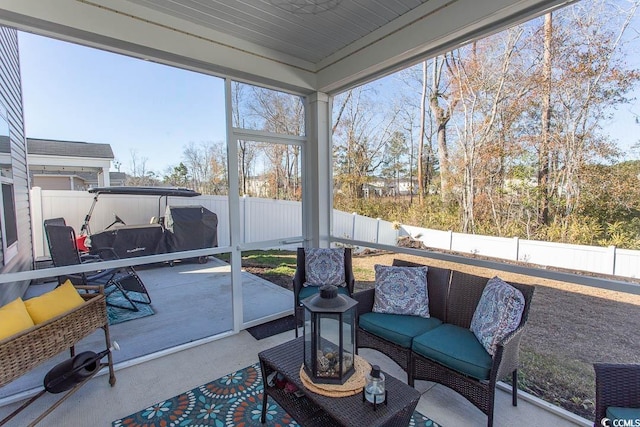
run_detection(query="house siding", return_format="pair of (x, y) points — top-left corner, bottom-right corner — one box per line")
(32, 175), (87, 191)
(0, 27), (33, 305)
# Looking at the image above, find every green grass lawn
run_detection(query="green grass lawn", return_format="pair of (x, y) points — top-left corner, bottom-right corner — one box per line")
(223, 249), (371, 281)
(215, 250), (297, 275)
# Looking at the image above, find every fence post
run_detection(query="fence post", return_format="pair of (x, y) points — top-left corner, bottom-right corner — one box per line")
(608, 245), (616, 275)
(513, 236), (520, 261)
(30, 187), (44, 259)
(352, 212), (357, 240)
(376, 218), (381, 244)
(242, 195), (247, 244)
(448, 230), (453, 251)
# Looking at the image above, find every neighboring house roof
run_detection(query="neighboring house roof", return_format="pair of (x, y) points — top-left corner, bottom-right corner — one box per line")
(26, 138), (115, 189)
(27, 138), (114, 158)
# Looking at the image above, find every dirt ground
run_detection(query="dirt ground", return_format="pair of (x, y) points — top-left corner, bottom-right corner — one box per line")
(244, 250), (640, 419)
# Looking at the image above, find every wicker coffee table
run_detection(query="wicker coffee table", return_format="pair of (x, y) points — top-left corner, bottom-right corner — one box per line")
(258, 337), (420, 427)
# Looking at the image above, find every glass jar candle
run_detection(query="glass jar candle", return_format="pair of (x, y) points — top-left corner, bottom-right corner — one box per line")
(364, 365), (386, 406)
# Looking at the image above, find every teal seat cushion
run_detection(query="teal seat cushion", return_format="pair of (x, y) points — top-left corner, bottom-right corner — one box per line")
(412, 324), (492, 380)
(359, 312), (442, 348)
(606, 407), (640, 423)
(298, 285), (349, 302)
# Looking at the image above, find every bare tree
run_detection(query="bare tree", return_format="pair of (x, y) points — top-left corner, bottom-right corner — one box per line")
(209, 141), (228, 195)
(554, 0), (638, 224)
(126, 149), (159, 186)
(180, 141), (228, 195)
(332, 86), (401, 198)
(183, 141), (212, 193)
(446, 28), (524, 232)
(429, 56), (456, 204)
(231, 84), (304, 200)
(418, 61), (428, 203)
(232, 82), (258, 196)
(510, 0), (640, 239)
(400, 106), (418, 203)
(539, 13), (553, 226)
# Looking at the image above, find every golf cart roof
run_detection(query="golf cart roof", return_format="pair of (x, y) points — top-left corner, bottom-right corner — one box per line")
(88, 186), (201, 197)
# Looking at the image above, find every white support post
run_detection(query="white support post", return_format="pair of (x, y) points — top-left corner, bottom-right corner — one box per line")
(225, 78), (243, 333)
(101, 167), (111, 187)
(608, 245), (617, 275)
(242, 195), (247, 244)
(352, 212), (357, 241)
(304, 92), (331, 248)
(30, 187), (45, 258)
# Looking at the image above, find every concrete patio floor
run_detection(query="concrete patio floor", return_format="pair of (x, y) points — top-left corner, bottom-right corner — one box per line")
(0, 258), (593, 426)
(0, 328), (592, 426)
(0, 258), (293, 400)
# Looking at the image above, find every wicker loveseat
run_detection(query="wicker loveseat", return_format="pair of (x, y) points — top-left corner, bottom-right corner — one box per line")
(0, 286), (116, 425)
(354, 259), (534, 427)
(594, 363), (640, 427)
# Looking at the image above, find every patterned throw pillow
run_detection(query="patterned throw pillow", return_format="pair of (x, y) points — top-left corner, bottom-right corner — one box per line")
(304, 248), (346, 287)
(470, 276), (525, 356)
(372, 265), (430, 318)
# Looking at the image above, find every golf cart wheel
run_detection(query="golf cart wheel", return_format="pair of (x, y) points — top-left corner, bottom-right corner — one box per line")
(198, 256), (208, 264)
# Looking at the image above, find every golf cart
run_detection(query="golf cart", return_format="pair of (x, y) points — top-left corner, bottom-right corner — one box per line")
(81, 186), (218, 263)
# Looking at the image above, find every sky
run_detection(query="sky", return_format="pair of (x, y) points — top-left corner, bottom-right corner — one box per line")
(18, 32), (227, 174)
(17, 14), (640, 177)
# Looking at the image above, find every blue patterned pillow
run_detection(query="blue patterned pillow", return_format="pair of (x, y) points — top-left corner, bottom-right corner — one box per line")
(304, 248), (346, 287)
(372, 265), (430, 318)
(470, 276), (525, 356)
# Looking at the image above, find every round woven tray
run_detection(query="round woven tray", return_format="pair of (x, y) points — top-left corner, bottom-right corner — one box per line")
(299, 355), (370, 397)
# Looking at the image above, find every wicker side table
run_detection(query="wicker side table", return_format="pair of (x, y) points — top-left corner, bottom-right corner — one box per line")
(258, 337), (420, 427)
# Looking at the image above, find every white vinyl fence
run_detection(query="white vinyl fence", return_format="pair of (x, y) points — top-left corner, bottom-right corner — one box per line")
(31, 188), (640, 278)
(30, 189), (301, 258)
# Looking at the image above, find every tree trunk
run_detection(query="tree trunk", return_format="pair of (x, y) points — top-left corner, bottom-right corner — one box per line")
(418, 61), (427, 204)
(436, 119), (449, 202)
(539, 12), (552, 226)
(428, 56), (452, 203)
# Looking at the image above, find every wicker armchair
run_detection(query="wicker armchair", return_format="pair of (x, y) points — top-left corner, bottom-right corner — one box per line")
(292, 247), (355, 337)
(594, 363), (640, 426)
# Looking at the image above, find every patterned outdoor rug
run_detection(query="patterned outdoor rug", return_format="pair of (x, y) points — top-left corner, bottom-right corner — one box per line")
(106, 288), (154, 325)
(112, 363), (440, 427)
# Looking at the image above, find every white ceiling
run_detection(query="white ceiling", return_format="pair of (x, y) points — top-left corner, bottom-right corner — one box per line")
(126, 0), (428, 64)
(0, 0), (571, 94)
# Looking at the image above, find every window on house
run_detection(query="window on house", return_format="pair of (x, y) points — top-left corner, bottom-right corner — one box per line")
(1, 183), (17, 247)
(0, 104), (17, 263)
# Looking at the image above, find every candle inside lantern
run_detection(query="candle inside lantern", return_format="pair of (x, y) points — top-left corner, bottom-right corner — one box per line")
(302, 284), (358, 384)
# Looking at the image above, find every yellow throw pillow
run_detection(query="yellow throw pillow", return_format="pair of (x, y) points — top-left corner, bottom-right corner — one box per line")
(0, 297), (35, 340)
(25, 280), (85, 325)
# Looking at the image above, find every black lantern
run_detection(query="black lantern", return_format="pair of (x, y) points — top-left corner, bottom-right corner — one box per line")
(302, 284), (358, 385)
